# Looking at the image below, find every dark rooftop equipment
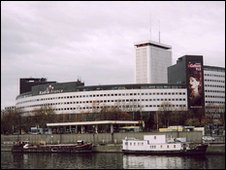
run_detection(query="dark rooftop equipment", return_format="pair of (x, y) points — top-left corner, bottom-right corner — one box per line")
(19, 78), (56, 94)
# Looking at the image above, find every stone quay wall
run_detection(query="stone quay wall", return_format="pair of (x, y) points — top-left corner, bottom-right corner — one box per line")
(1, 131), (202, 145)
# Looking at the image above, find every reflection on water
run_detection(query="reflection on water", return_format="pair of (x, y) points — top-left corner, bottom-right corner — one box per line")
(1, 152), (225, 169)
(123, 154), (225, 169)
(123, 155), (208, 169)
(3, 152), (123, 169)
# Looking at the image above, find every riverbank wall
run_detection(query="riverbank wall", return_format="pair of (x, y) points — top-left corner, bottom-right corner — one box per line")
(1, 143), (224, 154)
(1, 131), (203, 145)
(1, 132), (225, 154)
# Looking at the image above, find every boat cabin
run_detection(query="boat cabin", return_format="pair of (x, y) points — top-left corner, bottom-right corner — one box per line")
(122, 135), (187, 152)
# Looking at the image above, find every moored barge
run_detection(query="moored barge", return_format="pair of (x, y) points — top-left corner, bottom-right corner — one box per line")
(12, 140), (93, 153)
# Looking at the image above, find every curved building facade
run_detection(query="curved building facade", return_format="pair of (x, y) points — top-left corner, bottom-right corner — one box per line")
(16, 82), (187, 116)
(15, 57), (224, 116)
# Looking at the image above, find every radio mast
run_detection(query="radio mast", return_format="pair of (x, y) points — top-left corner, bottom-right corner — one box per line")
(159, 20), (161, 43)
(149, 14), (152, 41)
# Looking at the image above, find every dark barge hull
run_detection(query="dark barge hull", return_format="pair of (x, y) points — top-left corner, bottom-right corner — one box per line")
(122, 144), (208, 156)
(12, 143), (93, 153)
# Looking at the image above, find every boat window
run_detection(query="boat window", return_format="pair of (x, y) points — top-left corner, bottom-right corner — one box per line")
(167, 145), (169, 148)
(160, 145), (162, 148)
(174, 145), (176, 148)
(154, 136), (156, 139)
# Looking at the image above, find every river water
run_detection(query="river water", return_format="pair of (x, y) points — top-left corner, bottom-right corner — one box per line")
(1, 152), (225, 169)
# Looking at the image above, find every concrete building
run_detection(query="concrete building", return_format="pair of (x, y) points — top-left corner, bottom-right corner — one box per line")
(168, 55), (205, 110)
(16, 81), (187, 116)
(4, 106), (16, 112)
(15, 58), (224, 117)
(135, 40), (172, 84)
(204, 65), (225, 115)
(168, 55), (225, 114)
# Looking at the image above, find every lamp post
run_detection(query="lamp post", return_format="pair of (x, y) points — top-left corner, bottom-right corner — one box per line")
(17, 113), (21, 141)
(92, 125), (95, 145)
(51, 135), (53, 144)
(19, 114), (21, 135)
(156, 111), (159, 131)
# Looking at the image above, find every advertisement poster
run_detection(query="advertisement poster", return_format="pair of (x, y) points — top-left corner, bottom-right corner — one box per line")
(187, 61), (204, 109)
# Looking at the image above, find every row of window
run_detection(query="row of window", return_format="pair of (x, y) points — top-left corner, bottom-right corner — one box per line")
(17, 97), (186, 106)
(205, 105), (225, 108)
(205, 90), (225, 93)
(125, 142), (178, 149)
(205, 95), (225, 98)
(205, 84), (225, 88)
(18, 104), (187, 112)
(204, 73), (225, 78)
(16, 92), (186, 105)
(205, 101), (225, 104)
(55, 104), (186, 111)
(204, 79), (225, 83)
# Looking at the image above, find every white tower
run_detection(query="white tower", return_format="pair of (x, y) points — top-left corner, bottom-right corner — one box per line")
(135, 40), (172, 84)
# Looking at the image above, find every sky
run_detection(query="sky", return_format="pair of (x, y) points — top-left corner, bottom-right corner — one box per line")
(1, 1), (225, 109)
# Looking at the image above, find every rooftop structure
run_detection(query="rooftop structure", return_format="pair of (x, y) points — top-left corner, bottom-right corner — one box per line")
(135, 40), (172, 84)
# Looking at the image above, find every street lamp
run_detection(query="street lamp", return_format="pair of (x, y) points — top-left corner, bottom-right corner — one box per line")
(51, 135), (53, 144)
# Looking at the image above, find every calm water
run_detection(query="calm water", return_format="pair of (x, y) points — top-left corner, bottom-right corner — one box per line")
(1, 152), (225, 169)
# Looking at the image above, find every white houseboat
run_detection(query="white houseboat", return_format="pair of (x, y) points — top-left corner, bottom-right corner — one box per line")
(122, 134), (208, 155)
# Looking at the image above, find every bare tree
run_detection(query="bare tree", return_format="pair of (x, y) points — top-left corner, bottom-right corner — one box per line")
(158, 102), (173, 127)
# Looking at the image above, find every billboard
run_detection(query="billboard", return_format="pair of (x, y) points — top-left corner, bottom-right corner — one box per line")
(187, 60), (204, 109)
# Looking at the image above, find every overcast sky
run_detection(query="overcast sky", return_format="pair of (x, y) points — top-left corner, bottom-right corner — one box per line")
(1, 1), (225, 109)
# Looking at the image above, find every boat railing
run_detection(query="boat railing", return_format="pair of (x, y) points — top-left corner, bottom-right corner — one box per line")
(167, 137), (186, 143)
(15, 140), (30, 145)
(124, 137), (137, 140)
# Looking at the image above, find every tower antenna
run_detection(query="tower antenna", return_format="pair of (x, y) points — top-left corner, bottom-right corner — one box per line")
(149, 14), (152, 41)
(158, 20), (161, 43)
